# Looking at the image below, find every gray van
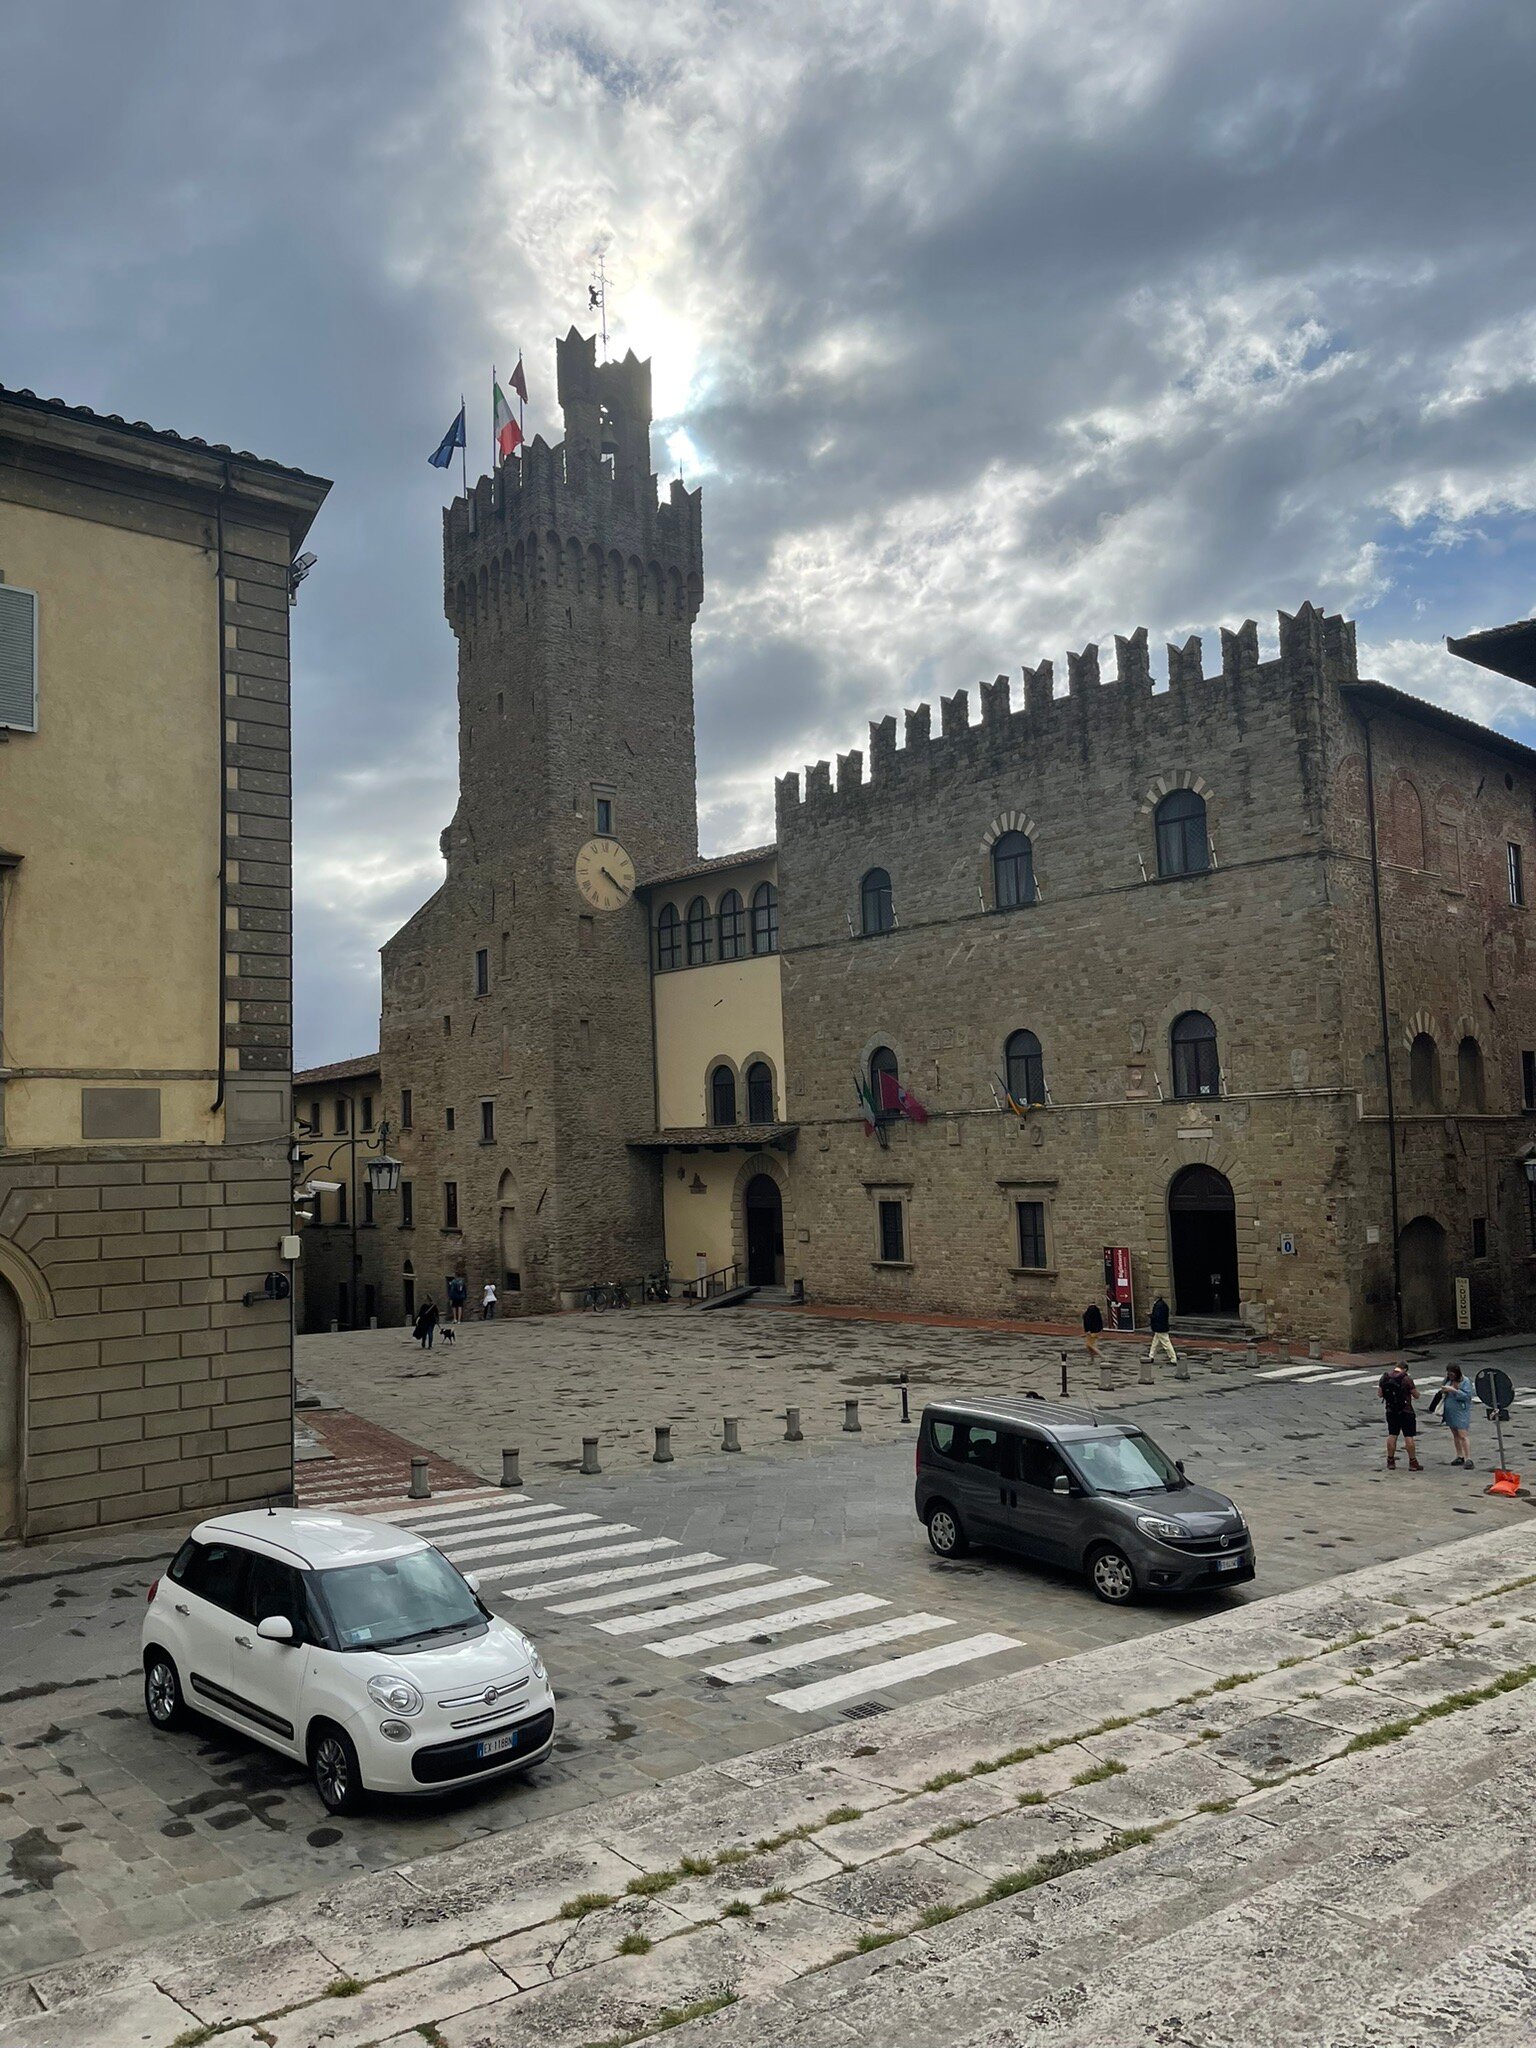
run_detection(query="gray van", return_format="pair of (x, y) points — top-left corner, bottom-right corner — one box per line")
(914, 1397), (1254, 1604)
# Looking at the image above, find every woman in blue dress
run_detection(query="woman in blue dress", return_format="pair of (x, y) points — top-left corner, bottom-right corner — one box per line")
(1428, 1364), (1476, 1468)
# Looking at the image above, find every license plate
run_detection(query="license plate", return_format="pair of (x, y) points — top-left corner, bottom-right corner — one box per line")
(1216, 1554), (1244, 1572)
(477, 1729), (518, 1759)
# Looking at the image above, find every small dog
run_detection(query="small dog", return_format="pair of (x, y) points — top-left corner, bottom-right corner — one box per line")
(440, 1324), (457, 1346)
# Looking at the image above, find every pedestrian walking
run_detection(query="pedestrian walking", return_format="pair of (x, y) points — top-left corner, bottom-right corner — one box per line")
(1083, 1302), (1109, 1389)
(1428, 1363), (1476, 1468)
(1378, 1361), (1422, 1471)
(1145, 1294), (1183, 1383)
(412, 1299), (439, 1351)
(481, 1280), (498, 1321)
(447, 1272), (467, 1323)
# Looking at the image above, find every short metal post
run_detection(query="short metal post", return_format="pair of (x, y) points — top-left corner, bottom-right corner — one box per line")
(1140, 1350), (1155, 1385)
(581, 1435), (601, 1476)
(783, 1406), (802, 1442)
(722, 1416), (741, 1453)
(1098, 1349), (1114, 1393)
(500, 1448), (521, 1489)
(653, 1423), (674, 1464)
(899, 1372), (910, 1423)
(1059, 1351), (1068, 1399)
(843, 1398), (861, 1433)
(408, 1456), (430, 1499)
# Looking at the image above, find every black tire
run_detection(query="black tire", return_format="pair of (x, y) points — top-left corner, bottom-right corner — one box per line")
(144, 1648), (190, 1731)
(926, 1502), (969, 1559)
(309, 1723), (366, 1816)
(1088, 1545), (1138, 1605)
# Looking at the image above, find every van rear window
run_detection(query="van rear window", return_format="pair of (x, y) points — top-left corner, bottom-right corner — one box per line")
(929, 1420), (957, 1457)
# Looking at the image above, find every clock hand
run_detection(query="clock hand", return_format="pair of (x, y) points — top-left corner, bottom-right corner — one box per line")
(600, 867), (629, 892)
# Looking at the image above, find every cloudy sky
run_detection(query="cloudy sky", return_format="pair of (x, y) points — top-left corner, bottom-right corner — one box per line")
(5, 0), (1536, 1065)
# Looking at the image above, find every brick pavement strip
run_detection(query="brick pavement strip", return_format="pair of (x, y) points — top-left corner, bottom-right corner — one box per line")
(4, 1522), (1536, 2047)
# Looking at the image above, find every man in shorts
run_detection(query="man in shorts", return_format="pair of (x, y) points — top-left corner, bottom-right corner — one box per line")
(1378, 1362), (1422, 1471)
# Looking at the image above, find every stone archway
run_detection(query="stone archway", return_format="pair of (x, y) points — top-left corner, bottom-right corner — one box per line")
(1168, 1165), (1239, 1316)
(744, 1174), (784, 1287)
(497, 1170), (522, 1298)
(1399, 1215), (1452, 1339)
(0, 1277), (21, 1541)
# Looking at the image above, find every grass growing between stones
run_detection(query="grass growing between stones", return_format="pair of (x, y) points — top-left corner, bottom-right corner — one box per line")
(823, 1806), (863, 1825)
(722, 1899), (753, 1918)
(1070, 1760), (1127, 1787)
(1016, 1790), (1047, 1806)
(1342, 1661), (1536, 1754)
(626, 1870), (680, 1897)
(761, 1887), (790, 1904)
(655, 1994), (736, 2030)
(618, 1934), (653, 1956)
(322, 1976), (365, 1998)
(171, 2030), (216, 2048)
(561, 1891), (618, 1920)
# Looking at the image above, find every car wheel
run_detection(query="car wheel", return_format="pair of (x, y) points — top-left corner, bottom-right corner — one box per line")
(144, 1649), (189, 1731)
(1088, 1545), (1137, 1605)
(926, 1503), (969, 1559)
(310, 1724), (366, 1816)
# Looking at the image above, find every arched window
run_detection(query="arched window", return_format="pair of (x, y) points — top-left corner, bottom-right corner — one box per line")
(1004, 1029), (1045, 1107)
(1171, 1011), (1220, 1099)
(656, 903), (681, 971)
(860, 867), (894, 935)
(1392, 780), (1426, 869)
(1457, 1035), (1485, 1113)
(869, 1044), (899, 1118)
(751, 881), (779, 955)
(992, 832), (1036, 909)
(718, 889), (746, 961)
(1155, 789), (1210, 879)
(746, 1061), (774, 1123)
(710, 1064), (737, 1125)
(1410, 1032), (1440, 1110)
(686, 895), (714, 967)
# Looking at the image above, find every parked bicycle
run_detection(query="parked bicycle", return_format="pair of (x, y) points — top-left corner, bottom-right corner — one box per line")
(580, 1279), (632, 1311)
(643, 1264), (671, 1303)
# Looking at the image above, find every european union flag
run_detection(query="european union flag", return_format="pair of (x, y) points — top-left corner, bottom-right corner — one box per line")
(428, 402), (466, 469)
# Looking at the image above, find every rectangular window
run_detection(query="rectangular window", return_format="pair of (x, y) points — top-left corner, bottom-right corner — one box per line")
(443, 1013), (452, 1037)
(1473, 1215), (1488, 1259)
(1524, 1050), (1536, 1111)
(444, 1181), (459, 1230)
(596, 796), (613, 835)
(1015, 1200), (1048, 1270)
(363, 1181), (374, 1226)
(400, 1087), (413, 1130)
(445, 1105), (456, 1132)
(403, 1272), (416, 1315)
(401, 1181), (414, 1229)
(334, 1098), (348, 1135)
(308, 1100), (321, 1132)
(480, 1099), (495, 1143)
(336, 1181), (347, 1225)
(361, 1094), (374, 1132)
(877, 1198), (905, 1264)
(0, 582), (39, 732)
(1510, 842), (1525, 908)
(475, 948), (490, 995)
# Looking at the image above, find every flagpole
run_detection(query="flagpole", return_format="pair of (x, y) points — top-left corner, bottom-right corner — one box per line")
(491, 364), (496, 479)
(459, 394), (467, 499)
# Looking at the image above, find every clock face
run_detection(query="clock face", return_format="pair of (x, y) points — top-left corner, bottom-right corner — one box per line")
(574, 836), (636, 911)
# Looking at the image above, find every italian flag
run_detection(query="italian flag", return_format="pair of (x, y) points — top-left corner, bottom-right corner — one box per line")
(494, 378), (522, 461)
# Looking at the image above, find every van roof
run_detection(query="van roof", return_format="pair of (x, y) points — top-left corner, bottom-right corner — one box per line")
(919, 1396), (1136, 1440)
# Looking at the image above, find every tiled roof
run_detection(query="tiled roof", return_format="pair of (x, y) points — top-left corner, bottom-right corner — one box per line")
(640, 843), (777, 890)
(1343, 681), (1536, 767)
(294, 1053), (381, 1086)
(0, 383), (329, 486)
(626, 1123), (797, 1150)
(1446, 619), (1536, 688)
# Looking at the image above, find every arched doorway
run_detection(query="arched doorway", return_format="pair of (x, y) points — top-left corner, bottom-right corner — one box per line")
(1168, 1166), (1239, 1316)
(1399, 1216), (1452, 1339)
(744, 1174), (784, 1287)
(0, 1278), (19, 1541)
(497, 1170), (521, 1297)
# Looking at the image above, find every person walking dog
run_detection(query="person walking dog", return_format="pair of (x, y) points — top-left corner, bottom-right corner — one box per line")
(412, 1298), (439, 1351)
(1428, 1363), (1476, 1468)
(1378, 1362), (1422, 1471)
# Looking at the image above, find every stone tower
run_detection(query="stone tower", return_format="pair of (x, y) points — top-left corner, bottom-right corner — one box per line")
(380, 329), (703, 1311)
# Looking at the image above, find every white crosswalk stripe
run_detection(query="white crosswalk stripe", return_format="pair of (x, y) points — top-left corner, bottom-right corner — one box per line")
(383, 1503), (559, 1538)
(428, 1510), (593, 1546)
(435, 1515), (601, 1558)
(381, 1493), (526, 1527)
(595, 1575), (830, 1637)
(304, 1487), (496, 1514)
(703, 1613), (956, 1684)
(1255, 1364), (1320, 1380)
(470, 1539), (677, 1583)
(448, 1522), (636, 1564)
(647, 1594), (889, 1658)
(550, 1564), (777, 1616)
(497, 1553), (724, 1602)
(767, 1633), (1020, 1714)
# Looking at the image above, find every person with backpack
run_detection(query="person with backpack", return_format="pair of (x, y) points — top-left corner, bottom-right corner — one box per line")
(446, 1272), (467, 1323)
(1378, 1362), (1422, 1471)
(1428, 1363), (1476, 1468)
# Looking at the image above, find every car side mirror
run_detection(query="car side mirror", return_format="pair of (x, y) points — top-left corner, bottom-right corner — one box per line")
(257, 1615), (294, 1643)
(463, 1573), (481, 1595)
(1052, 1474), (1071, 1496)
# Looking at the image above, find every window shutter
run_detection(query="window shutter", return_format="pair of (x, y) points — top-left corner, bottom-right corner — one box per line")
(0, 585), (38, 732)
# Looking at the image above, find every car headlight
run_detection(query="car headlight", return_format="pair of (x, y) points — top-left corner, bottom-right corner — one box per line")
(367, 1674), (424, 1717)
(506, 1628), (548, 1683)
(1136, 1515), (1188, 1542)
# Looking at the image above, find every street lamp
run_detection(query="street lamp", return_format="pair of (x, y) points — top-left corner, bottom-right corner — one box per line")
(293, 1115), (398, 1330)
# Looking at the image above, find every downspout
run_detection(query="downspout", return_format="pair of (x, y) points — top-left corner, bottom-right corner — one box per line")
(210, 460), (231, 1114)
(1359, 711), (1404, 1348)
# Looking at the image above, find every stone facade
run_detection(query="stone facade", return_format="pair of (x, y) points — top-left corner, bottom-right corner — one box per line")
(291, 1056), (385, 1334)
(0, 387), (328, 1537)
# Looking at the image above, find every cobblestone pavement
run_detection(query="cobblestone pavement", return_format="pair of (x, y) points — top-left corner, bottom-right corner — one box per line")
(6, 1519), (1536, 2047)
(2, 1313), (1533, 1986)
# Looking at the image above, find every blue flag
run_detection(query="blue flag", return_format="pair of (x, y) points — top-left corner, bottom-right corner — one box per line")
(428, 402), (466, 469)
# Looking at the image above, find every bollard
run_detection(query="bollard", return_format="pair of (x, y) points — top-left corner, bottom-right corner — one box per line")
(899, 1372), (910, 1424)
(783, 1406), (803, 1443)
(581, 1435), (601, 1476)
(843, 1398), (861, 1434)
(1308, 1338), (1322, 1360)
(722, 1416), (742, 1453)
(408, 1456), (430, 1499)
(1245, 1345), (1259, 1369)
(653, 1424), (674, 1464)
(1139, 1352), (1155, 1386)
(1098, 1351), (1114, 1394)
(1059, 1350), (1069, 1400)
(368, 1315), (378, 1330)
(500, 1448), (521, 1489)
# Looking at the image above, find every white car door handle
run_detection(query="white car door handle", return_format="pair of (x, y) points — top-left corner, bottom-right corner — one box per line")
(233, 1634), (252, 1649)
(174, 1603), (190, 1616)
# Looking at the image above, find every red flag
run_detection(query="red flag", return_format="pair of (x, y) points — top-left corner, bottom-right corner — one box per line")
(877, 1070), (902, 1115)
(896, 1082), (929, 1123)
(510, 356), (528, 404)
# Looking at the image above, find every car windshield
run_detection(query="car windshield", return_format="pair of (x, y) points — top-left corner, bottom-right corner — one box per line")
(315, 1546), (483, 1651)
(1069, 1430), (1184, 1496)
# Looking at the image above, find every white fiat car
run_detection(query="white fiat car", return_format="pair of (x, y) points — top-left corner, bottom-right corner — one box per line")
(141, 1508), (556, 1813)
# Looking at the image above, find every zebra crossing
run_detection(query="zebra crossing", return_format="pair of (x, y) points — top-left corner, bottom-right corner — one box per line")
(1254, 1362), (1536, 1404)
(297, 1479), (1024, 1717)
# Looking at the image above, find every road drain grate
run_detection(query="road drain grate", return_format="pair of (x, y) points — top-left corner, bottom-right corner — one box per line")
(841, 1701), (890, 1722)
